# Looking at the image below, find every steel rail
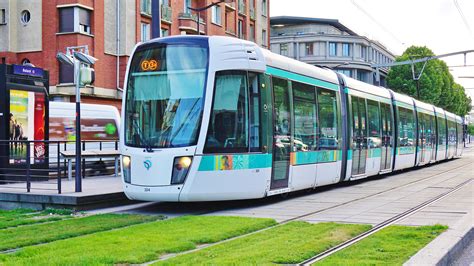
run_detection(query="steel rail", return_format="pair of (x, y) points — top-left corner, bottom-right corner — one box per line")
(300, 178), (473, 265)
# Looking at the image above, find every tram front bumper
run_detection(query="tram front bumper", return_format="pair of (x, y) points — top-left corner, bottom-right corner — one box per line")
(123, 183), (182, 202)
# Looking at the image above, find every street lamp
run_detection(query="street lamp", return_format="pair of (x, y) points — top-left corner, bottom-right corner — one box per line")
(187, 0), (233, 35)
(56, 51), (97, 192)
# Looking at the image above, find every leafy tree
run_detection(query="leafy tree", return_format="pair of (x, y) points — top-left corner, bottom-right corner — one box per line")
(387, 46), (471, 116)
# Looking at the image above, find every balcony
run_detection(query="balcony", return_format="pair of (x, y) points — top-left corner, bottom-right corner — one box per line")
(249, 7), (255, 20)
(178, 12), (206, 34)
(238, 0), (246, 15)
(161, 5), (172, 24)
(225, 2), (236, 10)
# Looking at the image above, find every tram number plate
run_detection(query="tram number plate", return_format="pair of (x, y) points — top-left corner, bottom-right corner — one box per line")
(144, 188), (151, 192)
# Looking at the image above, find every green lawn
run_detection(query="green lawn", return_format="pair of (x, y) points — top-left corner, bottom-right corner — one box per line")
(155, 221), (371, 265)
(0, 208), (74, 229)
(0, 216), (276, 265)
(316, 225), (448, 265)
(0, 214), (160, 251)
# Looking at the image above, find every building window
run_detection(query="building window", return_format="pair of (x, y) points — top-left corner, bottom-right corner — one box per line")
(305, 43), (313, 56)
(1, 9), (6, 25)
(360, 46), (366, 59)
(337, 69), (352, 77)
(329, 42), (337, 56)
(357, 71), (367, 82)
(262, 0), (267, 16)
(249, 24), (255, 42)
(141, 23), (150, 42)
(238, 19), (244, 39)
(161, 28), (169, 37)
(141, 0), (151, 15)
(262, 29), (267, 46)
(211, 5), (222, 25)
(20, 10), (30, 24)
(280, 43), (288, 56)
(59, 7), (91, 34)
(184, 0), (192, 13)
(342, 43), (351, 57)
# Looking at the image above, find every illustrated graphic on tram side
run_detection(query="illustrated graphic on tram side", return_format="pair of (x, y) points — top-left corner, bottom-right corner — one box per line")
(120, 36), (465, 202)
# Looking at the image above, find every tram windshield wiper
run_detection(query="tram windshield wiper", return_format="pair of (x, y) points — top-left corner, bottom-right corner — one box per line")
(131, 118), (154, 153)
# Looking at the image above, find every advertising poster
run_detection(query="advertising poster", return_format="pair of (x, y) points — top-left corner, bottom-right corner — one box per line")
(9, 90), (30, 164)
(49, 118), (118, 141)
(9, 90), (45, 165)
(34, 93), (46, 163)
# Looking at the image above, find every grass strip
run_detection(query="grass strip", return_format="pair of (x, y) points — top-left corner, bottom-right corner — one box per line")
(315, 224), (448, 265)
(0, 214), (161, 251)
(0, 208), (74, 229)
(154, 221), (371, 265)
(0, 215), (276, 265)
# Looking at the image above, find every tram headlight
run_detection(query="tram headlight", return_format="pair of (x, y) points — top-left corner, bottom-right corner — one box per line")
(171, 156), (192, 185)
(122, 155), (131, 184)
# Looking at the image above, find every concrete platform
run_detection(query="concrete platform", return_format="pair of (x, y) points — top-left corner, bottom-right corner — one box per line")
(0, 176), (132, 210)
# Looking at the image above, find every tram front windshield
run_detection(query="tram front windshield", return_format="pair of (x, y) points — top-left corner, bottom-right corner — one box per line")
(125, 43), (208, 148)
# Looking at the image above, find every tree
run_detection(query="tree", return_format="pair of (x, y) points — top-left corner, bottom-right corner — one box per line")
(386, 46), (472, 116)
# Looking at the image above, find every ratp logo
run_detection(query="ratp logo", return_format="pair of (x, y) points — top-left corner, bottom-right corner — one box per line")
(143, 160), (152, 171)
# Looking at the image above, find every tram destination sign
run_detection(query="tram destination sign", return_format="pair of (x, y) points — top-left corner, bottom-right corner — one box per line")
(12, 65), (44, 77)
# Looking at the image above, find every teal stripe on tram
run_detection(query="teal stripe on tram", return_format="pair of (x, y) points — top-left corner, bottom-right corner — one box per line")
(266, 66), (340, 91)
(368, 148), (382, 158)
(198, 153), (272, 171)
(292, 150), (342, 165)
(397, 147), (415, 155)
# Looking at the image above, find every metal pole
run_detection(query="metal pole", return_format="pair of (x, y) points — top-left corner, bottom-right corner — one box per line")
(197, 12), (200, 35)
(26, 141), (30, 193)
(416, 79), (420, 99)
(75, 60), (82, 192)
(151, 0), (162, 38)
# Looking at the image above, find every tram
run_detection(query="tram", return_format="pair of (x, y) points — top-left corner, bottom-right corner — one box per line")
(120, 36), (464, 202)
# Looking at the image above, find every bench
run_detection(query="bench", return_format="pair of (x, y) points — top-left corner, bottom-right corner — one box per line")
(60, 150), (121, 180)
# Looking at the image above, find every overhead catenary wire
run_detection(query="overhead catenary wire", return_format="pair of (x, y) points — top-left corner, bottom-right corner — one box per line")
(350, 0), (404, 46)
(453, 0), (474, 39)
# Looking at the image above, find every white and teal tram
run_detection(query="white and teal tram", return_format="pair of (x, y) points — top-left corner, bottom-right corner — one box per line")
(120, 36), (464, 202)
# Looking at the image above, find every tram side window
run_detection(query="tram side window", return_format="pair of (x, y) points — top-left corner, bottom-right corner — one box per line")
(317, 89), (339, 150)
(292, 81), (317, 151)
(437, 116), (446, 147)
(397, 107), (415, 147)
(249, 73), (261, 152)
(367, 100), (381, 148)
(204, 71), (249, 153)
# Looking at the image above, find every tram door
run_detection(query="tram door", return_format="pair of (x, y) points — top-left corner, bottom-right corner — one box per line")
(271, 78), (290, 189)
(380, 103), (392, 171)
(430, 115), (437, 161)
(351, 97), (367, 176)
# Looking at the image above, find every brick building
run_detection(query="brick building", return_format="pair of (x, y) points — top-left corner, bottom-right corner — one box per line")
(0, 0), (270, 109)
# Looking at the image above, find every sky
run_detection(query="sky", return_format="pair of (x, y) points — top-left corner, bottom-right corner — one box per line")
(270, 0), (474, 99)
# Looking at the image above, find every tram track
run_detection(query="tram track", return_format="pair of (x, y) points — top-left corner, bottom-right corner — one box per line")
(149, 159), (472, 264)
(300, 177), (473, 265)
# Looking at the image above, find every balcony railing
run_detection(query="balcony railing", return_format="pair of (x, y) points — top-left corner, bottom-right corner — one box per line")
(238, 0), (246, 15)
(178, 12), (206, 34)
(161, 5), (172, 23)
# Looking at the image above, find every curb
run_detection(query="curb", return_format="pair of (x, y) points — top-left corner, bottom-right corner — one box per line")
(404, 213), (473, 266)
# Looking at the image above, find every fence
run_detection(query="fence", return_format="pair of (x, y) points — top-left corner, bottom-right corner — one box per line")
(0, 140), (119, 194)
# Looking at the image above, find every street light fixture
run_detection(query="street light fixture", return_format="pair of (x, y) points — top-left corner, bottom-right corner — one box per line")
(56, 51), (97, 192)
(188, 0), (234, 35)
